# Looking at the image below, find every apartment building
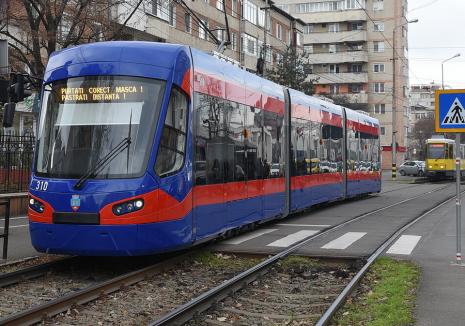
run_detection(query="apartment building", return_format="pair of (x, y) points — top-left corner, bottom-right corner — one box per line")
(273, 0), (411, 169)
(115, 0), (305, 73)
(409, 83), (439, 127)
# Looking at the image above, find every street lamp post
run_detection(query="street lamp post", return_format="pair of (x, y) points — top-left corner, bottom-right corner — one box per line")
(392, 18), (418, 180)
(442, 53), (462, 263)
(442, 53), (460, 90)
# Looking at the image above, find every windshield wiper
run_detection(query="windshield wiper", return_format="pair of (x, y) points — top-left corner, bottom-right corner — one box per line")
(73, 137), (132, 190)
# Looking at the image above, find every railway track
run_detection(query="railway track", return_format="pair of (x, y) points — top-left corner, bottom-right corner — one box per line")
(151, 184), (457, 325)
(0, 184), (453, 325)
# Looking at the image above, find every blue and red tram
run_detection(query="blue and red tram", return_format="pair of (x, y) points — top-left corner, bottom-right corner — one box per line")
(28, 42), (381, 256)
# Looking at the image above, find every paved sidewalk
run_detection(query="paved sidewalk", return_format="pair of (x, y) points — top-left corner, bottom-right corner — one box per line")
(401, 197), (465, 325)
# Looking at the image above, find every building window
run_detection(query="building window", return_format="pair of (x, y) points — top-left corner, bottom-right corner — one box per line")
(373, 22), (384, 32)
(185, 14), (191, 33)
(231, 0), (237, 16)
(216, 0), (224, 11)
(304, 45), (313, 54)
(328, 23), (340, 33)
(276, 23), (282, 40)
(169, 4), (176, 26)
(374, 103), (386, 114)
(258, 8), (265, 27)
(350, 84), (362, 93)
(346, 0), (365, 9)
(295, 1), (345, 13)
(373, 63), (385, 72)
(242, 0), (257, 25)
(276, 52), (283, 63)
(303, 24), (313, 34)
(330, 84), (340, 94)
(373, 0), (384, 11)
(231, 32), (237, 51)
(351, 64), (363, 72)
(296, 33), (302, 46)
(199, 19), (208, 40)
(373, 41), (384, 52)
(329, 44), (336, 53)
(242, 33), (257, 56)
(351, 22), (363, 31)
(329, 64), (340, 74)
(380, 126), (385, 135)
(150, 0), (170, 22)
(374, 83), (385, 93)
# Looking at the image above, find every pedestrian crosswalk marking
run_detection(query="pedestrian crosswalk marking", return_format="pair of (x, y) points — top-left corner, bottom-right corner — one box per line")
(276, 223), (331, 228)
(266, 230), (319, 247)
(222, 229), (277, 245)
(442, 97), (465, 125)
(386, 235), (421, 255)
(321, 232), (367, 250)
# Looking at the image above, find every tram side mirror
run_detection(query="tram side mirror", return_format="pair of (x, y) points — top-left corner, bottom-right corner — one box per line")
(2, 102), (16, 128)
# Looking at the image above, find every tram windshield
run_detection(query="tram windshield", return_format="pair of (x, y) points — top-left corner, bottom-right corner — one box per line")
(427, 143), (446, 159)
(35, 76), (165, 179)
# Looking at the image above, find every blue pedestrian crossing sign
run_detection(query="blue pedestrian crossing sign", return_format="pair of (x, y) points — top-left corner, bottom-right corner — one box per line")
(436, 89), (465, 132)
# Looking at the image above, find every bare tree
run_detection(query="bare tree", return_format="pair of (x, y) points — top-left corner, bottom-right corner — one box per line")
(412, 117), (435, 159)
(0, 0), (144, 78)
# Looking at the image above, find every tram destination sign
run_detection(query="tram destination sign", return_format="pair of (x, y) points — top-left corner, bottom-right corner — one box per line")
(58, 84), (144, 103)
(435, 89), (465, 133)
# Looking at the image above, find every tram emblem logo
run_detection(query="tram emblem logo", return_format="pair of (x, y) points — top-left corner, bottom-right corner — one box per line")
(70, 195), (81, 211)
(442, 97), (465, 125)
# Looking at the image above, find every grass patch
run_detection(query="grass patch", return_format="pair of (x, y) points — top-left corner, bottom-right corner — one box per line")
(189, 251), (261, 271)
(277, 255), (320, 270)
(333, 257), (420, 326)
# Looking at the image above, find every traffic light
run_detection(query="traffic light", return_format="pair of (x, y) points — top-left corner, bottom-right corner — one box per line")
(8, 73), (30, 103)
(0, 79), (8, 103)
(2, 102), (16, 128)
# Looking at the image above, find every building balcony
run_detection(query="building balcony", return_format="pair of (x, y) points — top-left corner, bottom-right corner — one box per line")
(310, 72), (368, 84)
(306, 51), (368, 64)
(294, 9), (367, 24)
(304, 30), (367, 44)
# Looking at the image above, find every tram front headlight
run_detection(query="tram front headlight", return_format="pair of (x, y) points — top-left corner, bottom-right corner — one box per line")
(29, 198), (45, 213)
(112, 199), (144, 216)
(440, 165), (444, 169)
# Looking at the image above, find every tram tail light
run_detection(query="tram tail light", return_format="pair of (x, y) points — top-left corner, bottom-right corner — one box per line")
(113, 199), (144, 216)
(29, 198), (45, 213)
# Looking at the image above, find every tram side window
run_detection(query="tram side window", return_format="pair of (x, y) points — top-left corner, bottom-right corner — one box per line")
(245, 105), (264, 180)
(155, 88), (188, 177)
(310, 120), (320, 174)
(347, 127), (358, 172)
(291, 118), (310, 176)
(449, 144), (454, 159)
(263, 110), (284, 178)
(331, 125), (343, 172)
(194, 93), (225, 185)
(224, 102), (246, 182)
(320, 124), (331, 173)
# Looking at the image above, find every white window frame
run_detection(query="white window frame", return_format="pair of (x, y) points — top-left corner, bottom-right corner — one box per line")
(374, 103), (386, 114)
(184, 13), (191, 33)
(328, 23), (340, 33)
(373, 21), (384, 32)
(374, 82), (385, 93)
(216, 0), (224, 11)
(373, 63), (385, 73)
(329, 44), (337, 53)
(199, 19), (208, 40)
(276, 23), (282, 40)
(374, 41), (384, 53)
(373, 0), (384, 11)
(231, 0), (237, 16)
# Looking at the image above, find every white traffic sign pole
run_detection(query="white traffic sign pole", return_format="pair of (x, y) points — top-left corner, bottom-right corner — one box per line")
(456, 133), (462, 263)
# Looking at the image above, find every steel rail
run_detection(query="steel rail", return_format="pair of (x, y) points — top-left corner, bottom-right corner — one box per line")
(0, 256), (79, 288)
(315, 188), (465, 326)
(0, 253), (190, 326)
(150, 184), (452, 325)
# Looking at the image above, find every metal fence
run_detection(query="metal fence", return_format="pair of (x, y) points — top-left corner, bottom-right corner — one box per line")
(0, 131), (35, 193)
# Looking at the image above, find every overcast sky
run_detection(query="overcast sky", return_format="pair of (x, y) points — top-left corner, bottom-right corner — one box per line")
(408, 0), (465, 89)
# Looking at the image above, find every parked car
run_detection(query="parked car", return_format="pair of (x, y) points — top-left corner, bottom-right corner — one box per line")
(399, 160), (425, 176)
